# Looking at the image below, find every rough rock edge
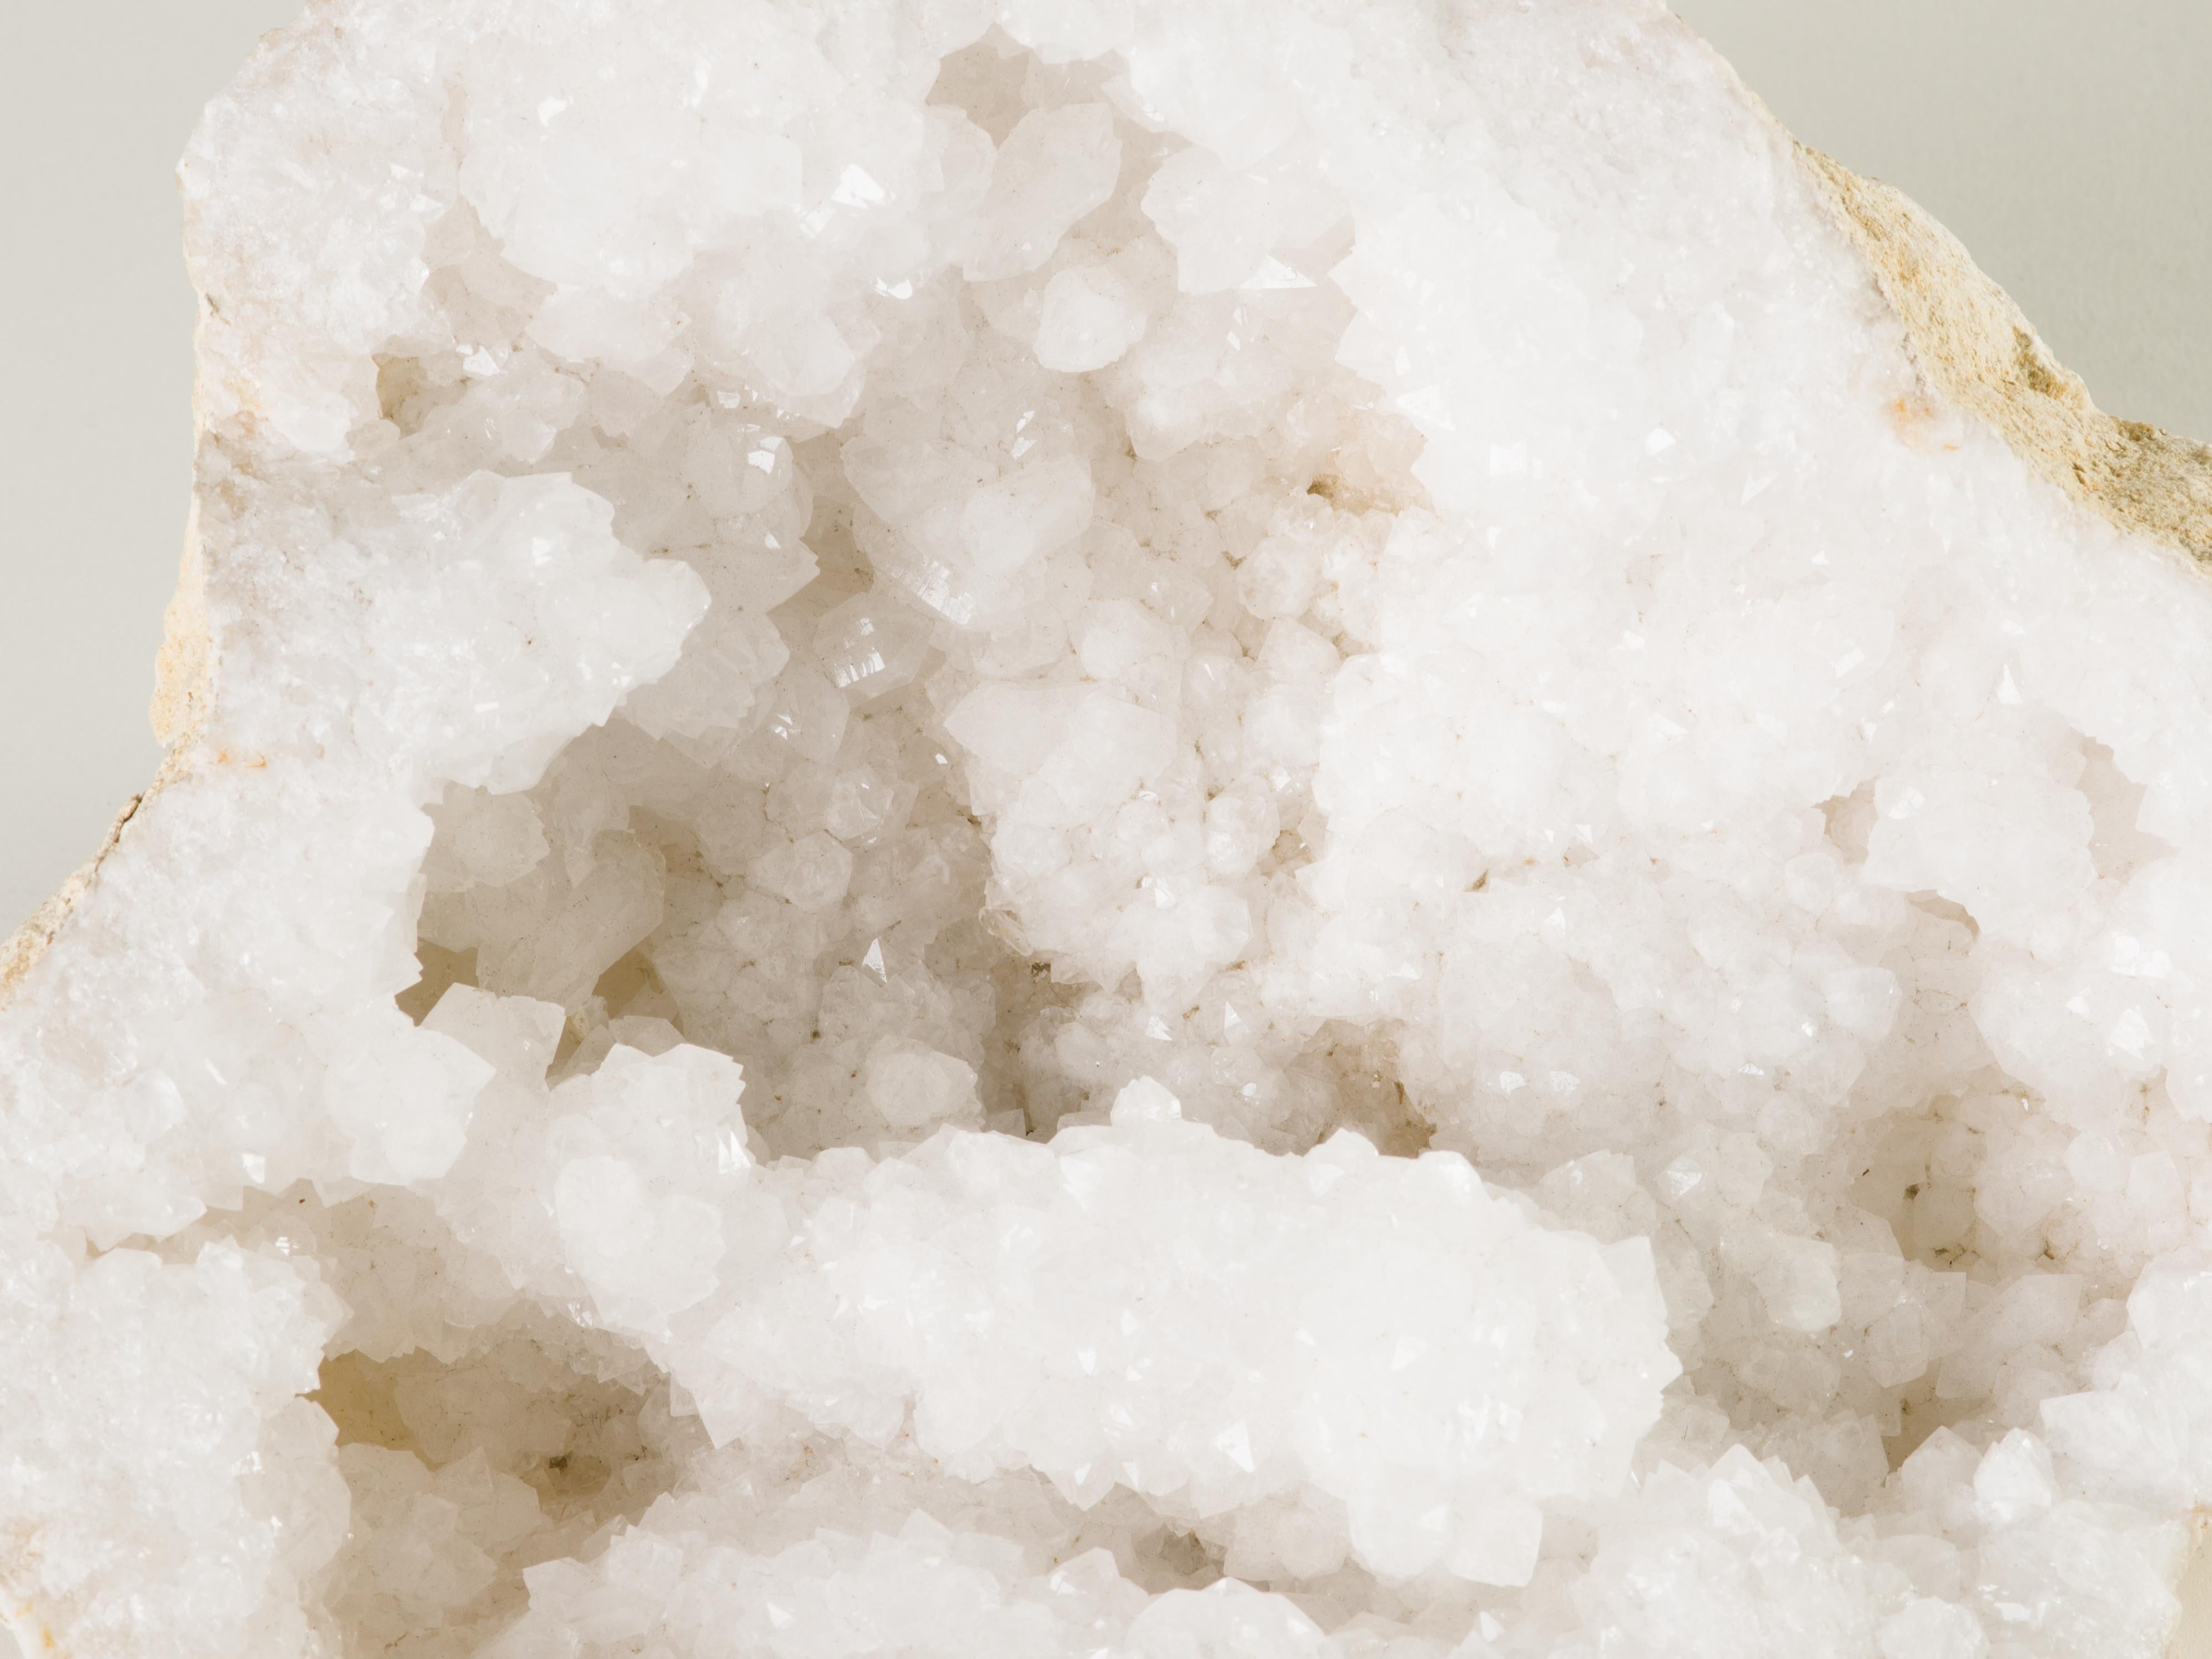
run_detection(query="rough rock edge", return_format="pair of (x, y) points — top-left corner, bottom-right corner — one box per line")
(7, 45), (2211, 1023)
(0, 302), (215, 1011)
(1794, 143), (2212, 565)
(0, 343), (209, 1655)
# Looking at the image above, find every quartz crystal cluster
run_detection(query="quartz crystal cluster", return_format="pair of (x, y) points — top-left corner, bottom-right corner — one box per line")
(5, 0), (2212, 1655)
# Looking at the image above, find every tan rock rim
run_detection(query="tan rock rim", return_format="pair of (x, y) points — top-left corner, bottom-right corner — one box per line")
(1796, 143), (2212, 566)
(6, 42), (2210, 1017)
(0, 294), (215, 1012)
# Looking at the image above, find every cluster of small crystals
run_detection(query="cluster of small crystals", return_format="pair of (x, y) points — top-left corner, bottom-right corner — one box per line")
(396, 1032), (1677, 1588)
(8, 0), (2212, 1654)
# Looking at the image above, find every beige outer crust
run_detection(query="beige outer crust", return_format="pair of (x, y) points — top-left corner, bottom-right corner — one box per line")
(1798, 144), (2212, 565)
(0, 567), (207, 1005)
(0, 311), (215, 1008)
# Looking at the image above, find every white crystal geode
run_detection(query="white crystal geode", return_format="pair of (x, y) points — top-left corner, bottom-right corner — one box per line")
(6, 1), (2212, 1655)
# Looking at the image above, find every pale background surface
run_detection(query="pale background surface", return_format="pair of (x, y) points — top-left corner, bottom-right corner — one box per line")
(1, 0), (2205, 937)
(0, 0), (2206, 1652)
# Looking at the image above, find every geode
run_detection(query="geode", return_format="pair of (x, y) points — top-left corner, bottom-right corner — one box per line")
(5, 1), (2212, 1655)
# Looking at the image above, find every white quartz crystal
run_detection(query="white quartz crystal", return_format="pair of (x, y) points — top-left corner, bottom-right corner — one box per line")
(4, 0), (2212, 1654)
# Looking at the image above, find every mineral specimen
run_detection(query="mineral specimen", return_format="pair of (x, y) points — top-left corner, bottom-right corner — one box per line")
(5, 1), (2212, 1655)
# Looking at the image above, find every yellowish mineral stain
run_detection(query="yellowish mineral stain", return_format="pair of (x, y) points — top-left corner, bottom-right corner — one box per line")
(1798, 143), (2212, 567)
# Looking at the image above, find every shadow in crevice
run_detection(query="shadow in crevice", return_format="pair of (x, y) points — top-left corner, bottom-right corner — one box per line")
(310, 1329), (705, 1656)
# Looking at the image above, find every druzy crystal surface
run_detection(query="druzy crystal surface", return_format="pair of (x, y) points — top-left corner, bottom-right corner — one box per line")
(5, 2), (2212, 1655)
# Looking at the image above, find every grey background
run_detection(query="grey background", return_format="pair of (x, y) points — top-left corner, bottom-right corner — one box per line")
(1, 0), (2206, 938)
(2, 0), (304, 941)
